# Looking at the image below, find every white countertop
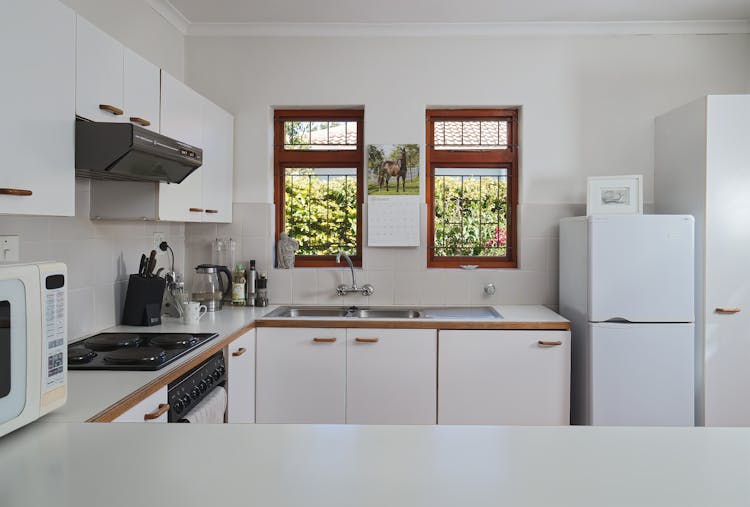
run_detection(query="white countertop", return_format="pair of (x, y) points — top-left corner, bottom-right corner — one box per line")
(2, 422), (749, 507)
(52, 304), (565, 423)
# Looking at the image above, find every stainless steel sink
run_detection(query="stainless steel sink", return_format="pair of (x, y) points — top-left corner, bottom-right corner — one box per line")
(262, 306), (502, 320)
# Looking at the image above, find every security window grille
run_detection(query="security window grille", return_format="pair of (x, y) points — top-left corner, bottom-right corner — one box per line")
(426, 109), (518, 268)
(274, 109), (364, 267)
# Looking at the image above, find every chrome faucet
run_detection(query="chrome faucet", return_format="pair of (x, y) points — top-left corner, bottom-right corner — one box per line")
(335, 251), (374, 296)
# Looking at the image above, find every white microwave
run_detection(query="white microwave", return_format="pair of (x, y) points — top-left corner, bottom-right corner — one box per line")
(0, 262), (67, 438)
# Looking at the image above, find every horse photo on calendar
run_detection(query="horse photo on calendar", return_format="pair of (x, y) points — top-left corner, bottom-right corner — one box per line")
(367, 144), (420, 195)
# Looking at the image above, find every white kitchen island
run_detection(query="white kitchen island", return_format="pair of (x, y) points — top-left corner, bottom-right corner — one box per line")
(1, 422), (749, 507)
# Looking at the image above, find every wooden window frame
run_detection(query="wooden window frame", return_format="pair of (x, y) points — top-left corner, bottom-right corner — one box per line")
(274, 109), (365, 267)
(426, 108), (519, 269)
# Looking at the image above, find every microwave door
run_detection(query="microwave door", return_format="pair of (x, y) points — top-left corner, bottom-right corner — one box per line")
(0, 280), (28, 426)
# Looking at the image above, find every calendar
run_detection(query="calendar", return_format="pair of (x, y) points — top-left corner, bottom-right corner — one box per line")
(367, 196), (420, 247)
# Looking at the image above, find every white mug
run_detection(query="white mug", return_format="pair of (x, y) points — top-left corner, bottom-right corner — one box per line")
(183, 301), (207, 323)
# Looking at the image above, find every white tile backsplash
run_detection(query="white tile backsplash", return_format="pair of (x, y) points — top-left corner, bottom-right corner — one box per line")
(184, 201), (578, 307)
(2, 179), (185, 341)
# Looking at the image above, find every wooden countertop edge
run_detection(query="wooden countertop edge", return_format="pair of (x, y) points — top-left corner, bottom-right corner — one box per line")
(254, 319), (571, 330)
(86, 322), (257, 423)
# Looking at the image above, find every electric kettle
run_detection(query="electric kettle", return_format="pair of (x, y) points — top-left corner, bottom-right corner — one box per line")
(191, 264), (232, 311)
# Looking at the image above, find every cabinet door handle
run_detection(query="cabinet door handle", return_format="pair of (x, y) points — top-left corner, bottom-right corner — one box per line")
(355, 337), (379, 343)
(99, 104), (124, 116)
(0, 188), (32, 196)
(715, 307), (741, 314)
(143, 403), (170, 421)
(232, 347), (247, 357)
(189, 207), (204, 212)
(313, 337), (337, 343)
(538, 340), (563, 347)
(129, 116), (151, 127)
(205, 209), (219, 214)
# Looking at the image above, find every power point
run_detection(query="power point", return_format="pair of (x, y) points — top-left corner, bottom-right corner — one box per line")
(0, 235), (20, 262)
(153, 232), (167, 255)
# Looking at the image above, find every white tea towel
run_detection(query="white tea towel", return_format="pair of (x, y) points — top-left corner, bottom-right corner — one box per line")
(179, 385), (226, 423)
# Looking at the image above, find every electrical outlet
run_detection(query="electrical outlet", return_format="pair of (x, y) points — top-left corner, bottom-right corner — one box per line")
(153, 232), (166, 255)
(0, 235), (20, 262)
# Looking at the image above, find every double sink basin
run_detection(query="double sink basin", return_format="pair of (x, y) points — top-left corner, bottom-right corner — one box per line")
(263, 306), (502, 320)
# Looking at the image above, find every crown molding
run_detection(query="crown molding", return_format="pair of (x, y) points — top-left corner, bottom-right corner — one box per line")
(146, 0), (189, 35)
(183, 20), (750, 37)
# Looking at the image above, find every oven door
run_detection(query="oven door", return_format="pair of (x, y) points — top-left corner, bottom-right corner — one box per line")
(0, 279), (28, 426)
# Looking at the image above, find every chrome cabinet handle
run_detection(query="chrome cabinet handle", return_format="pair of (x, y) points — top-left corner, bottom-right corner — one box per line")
(143, 403), (170, 420)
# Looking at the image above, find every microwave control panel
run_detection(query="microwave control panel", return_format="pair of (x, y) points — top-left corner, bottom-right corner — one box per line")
(42, 273), (66, 391)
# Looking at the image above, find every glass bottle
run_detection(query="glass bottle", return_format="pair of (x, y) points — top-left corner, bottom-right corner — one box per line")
(231, 263), (246, 306)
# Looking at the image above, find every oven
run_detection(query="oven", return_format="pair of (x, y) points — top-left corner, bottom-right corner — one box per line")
(167, 352), (226, 422)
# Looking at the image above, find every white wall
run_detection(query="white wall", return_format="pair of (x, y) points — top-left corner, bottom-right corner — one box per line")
(183, 33), (750, 307)
(60, 0), (184, 78)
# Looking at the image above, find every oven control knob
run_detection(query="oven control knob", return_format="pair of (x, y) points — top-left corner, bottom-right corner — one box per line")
(181, 395), (191, 406)
(212, 370), (221, 381)
(198, 380), (207, 393)
(217, 365), (226, 376)
(191, 387), (200, 399)
(174, 400), (184, 413)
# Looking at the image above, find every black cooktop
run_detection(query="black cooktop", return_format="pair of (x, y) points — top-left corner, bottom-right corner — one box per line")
(67, 332), (219, 371)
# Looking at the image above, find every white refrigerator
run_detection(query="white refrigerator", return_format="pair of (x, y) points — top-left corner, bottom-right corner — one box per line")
(560, 215), (695, 426)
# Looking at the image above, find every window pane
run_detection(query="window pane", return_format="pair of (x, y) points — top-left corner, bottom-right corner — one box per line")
(433, 120), (509, 150)
(433, 168), (508, 257)
(284, 168), (358, 256)
(284, 121), (357, 150)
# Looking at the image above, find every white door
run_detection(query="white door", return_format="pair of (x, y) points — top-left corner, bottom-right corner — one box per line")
(438, 330), (570, 425)
(159, 72), (203, 222)
(0, 0), (75, 216)
(201, 99), (234, 223)
(588, 215), (695, 323)
(75, 15), (125, 122)
(256, 328), (346, 423)
(346, 329), (436, 424)
(123, 48), (160, 133)
(113, 386), (168, 423)
(703, 95), (750, 427)
(226, 330), (255, 423)
(589, 323), (694, 426)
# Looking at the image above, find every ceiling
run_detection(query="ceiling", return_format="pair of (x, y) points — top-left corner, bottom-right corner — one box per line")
(166, 0), (750, 24)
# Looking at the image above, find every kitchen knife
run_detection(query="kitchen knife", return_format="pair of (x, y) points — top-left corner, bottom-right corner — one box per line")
(138, 254), (147, 277)
(146, 250), (157, 277)
(155, 267), (164, 277)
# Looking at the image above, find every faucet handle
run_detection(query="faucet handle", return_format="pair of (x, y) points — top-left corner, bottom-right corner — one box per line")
(362, 284), (375, 296)
(336, 283), (348, 296)
(484, 283), (496, 296)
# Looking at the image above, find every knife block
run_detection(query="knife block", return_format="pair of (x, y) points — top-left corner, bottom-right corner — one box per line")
(122, 274), (166, 326)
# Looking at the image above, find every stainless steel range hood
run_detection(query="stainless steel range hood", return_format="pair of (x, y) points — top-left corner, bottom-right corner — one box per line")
(75, 120), (202, 184)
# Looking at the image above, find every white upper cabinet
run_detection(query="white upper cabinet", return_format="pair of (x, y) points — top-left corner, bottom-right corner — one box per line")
(201, 99), (234, 223)
(159, 71), (204, 222)
(75, 15), (125, 122)
(123, 48), (160, 133)
(1, 0), (75, 216)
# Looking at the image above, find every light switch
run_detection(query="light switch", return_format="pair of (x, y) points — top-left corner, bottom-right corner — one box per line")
(0, 235), (20, 262)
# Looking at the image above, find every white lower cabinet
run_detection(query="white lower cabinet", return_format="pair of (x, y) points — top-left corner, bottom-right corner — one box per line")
(346, 329), (436, 424)
(256, 328), (346, 423)
(113, 386), (168, 423)
(226, 330), (255, 423)
(438, 330), (570, 425)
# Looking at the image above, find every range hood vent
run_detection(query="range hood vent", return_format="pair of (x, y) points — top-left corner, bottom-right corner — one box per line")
(75, 120), (202, 184)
